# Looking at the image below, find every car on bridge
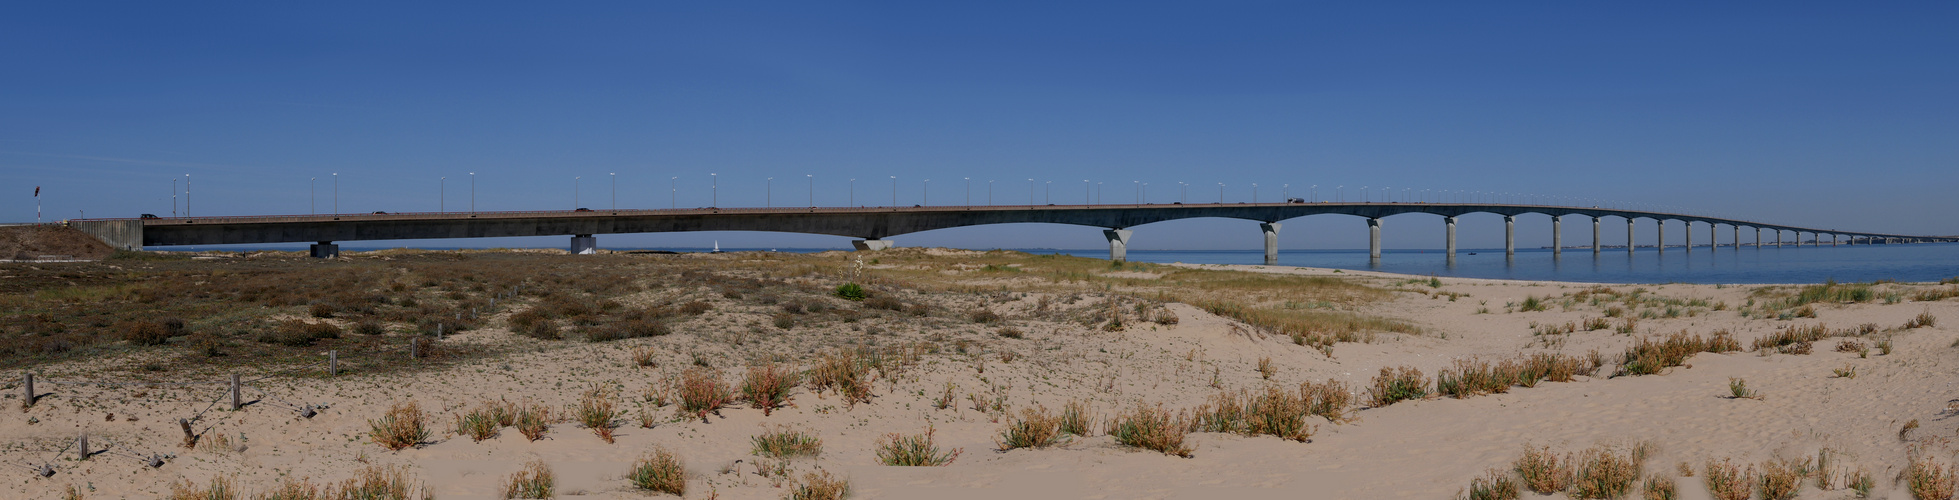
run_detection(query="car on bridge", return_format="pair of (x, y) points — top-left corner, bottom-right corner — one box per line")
(575, 208), (593, 212)
(140, 214), (160, 219)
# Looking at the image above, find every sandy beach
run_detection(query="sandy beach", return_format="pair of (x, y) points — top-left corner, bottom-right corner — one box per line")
(3, 248), (1955, 499)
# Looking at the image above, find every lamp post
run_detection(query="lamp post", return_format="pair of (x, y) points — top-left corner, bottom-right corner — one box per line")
(173, 178), (179, 217)
(186, 174), (191, 217)
(988, 180), (994, 205)
(469, 172), (476, 213)
(807, 175), (814, 207)
(1084, 180), (1090, 205)
(308, 177), (313, 215)
(610, 173), (616, 210)
(964, 178), (970, 206)
(1360, 186), (1367, 203)
(330, 173), (336, 215)
(440, 177), (445, 213)
(849, 178), (855, 206)
(1045, 181), (1051, 204)
(670, 176), (677, 209)
(574, 176), (581, 209)
(1217, 183), (1224, 203)
(1337, 185), (1343, 202)
(766, 177), (773, 208)
(1283, 184), (1288, 202)
(922, 179), (929, 206)
(1179, 182), (1187, 203)
(711, 173), (717, 207)
(1252, 183), (1258, 204)
(1311, 184), (1317, 202)
(890, 176), (897, 207)
(1028, 179), (1034, 206)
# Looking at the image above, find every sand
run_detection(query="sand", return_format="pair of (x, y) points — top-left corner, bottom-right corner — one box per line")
(4, 256), (1956, 499)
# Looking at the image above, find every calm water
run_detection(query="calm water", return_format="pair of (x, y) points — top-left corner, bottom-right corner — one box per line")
(1052, 244), (1959, 284)
(167, 242), (1959, 285)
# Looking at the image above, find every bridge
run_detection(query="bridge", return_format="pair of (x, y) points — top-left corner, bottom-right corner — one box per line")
(66, 202), (1954, 262)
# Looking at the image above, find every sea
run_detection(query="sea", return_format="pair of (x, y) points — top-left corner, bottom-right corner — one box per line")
(169, 242), (1959, 285)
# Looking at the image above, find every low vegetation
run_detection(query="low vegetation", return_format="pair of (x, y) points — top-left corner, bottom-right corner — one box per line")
(1109, 403), (1192, 457)
(501, 459), (554, 499)
(627, 448), (687, 496)
(876, 427), (961, 466)
(368, 402), (430, 451)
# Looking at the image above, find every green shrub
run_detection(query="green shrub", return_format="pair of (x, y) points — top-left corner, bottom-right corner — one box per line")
(833, 283), (867, 301)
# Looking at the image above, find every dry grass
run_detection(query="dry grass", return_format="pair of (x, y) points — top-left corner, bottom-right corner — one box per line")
(876, 426), (962, 466)
(1569, 445), (1644, 499)
(627, 447), (687, 496)
(996, 405), (1066, 450)
(1620, 330), (1740, 376)
(367, 401), (430, 451)
(1300, 379), (1354, 422)
(1756, 458), (1805, 500)
(1728, 378), (1760, 400)
(1909, 457), (1957, 500)
(788, 470), (850, 500)
(454, 407), (499, 442)
(1641, 475), (1675, 500)
(806, 350), (874, 406)
(515, 402), (550, 441)
(675, 367), (733, 423)
(1109, 403), (1192, 457)
(1908, 311), (1939, 329)
(576, 384), (621, 443)
(1515, 446), (1571, 494)
(325, 465), (436, 500)
(168, 475), (237, 500)
(1367, 366), (1429, 407)
(1059, 399), (1095, 436)
(751, 427), (823, 458)
(1703, 459), (1753, 500)
(740, 362), (801, 416)
(501, 459), (554, 499)
(1462, 468), (1520, 500)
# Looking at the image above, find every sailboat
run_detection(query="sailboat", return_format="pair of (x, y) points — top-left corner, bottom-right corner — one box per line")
(711, 241), (721, 254)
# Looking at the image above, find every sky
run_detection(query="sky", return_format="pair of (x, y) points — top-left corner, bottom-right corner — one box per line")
(4, 2), (1958, 251)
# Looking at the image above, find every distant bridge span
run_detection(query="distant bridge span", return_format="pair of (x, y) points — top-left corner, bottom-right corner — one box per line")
(66, 202), (1954, 261)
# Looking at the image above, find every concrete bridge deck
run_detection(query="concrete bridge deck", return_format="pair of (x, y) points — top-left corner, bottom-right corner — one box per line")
(64, 202), (1954, 261)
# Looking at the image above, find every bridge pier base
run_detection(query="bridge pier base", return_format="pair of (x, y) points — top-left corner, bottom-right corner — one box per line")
(1626, 218), (1634, 254)
(1776, 230), (1782, 247)
(1755, 227), (1761, 248)
(1503, 216), (1515, 256)
(570, 235), (597, 254)
(1733, 226), (1740, 250)
(1259, 223), (1281, 265)
(1684, 221), (1692, 251)
(1656, 220), (1664, 253)
(1710, 223), (1717, 251)
(1446, 217), (1458, 257)
(1104, 229), (1133, 263)
(851, 239), (894, 251)
(1367, 218), (1382, 260)
(309, 242), (339, 259)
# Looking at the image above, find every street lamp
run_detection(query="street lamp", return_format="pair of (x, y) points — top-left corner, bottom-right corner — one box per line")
(923, 179), (929, 206)
(1084, 180), (1091, 205)
(440, 176), (446, 213)
(807, 175), (814, 207)
(1311, 184), (1317, 202)
(330, 173), (337, 215)
(1045, 181), (1051, 204)
(1217, 182), (1225, 203)
(185, 174), (191, 217)
(988, 180), (994, 205)
(1252, 183), (1258, 203)
(1283, 184), (1289, 202)
(610, 173), (616, 210)
(964, 178), (970, 206)
(470, 172), (476, 213)
(1360, 186), (1367, 203)
(574, 176), (581, 209)
(1028, 179), (1034, 205)
(891, 176), (897, 206)
(849, 178), (856, 206)
(766, 177), (773, 208)
(670, 176), (677, 209)
(309, 177), (315, 215)
(711, 173), (717, 207)
(1179, 181), (1187, 203)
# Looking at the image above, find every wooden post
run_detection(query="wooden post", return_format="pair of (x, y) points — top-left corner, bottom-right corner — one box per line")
(328, 350), (338, 376)
(179, 418), (196, 448)
(435, 323), (443, 340)
(22, 372), (33, 408)
(78, 434), (87, 461)
(229, 374), (241, 411)
(410, 338), (420, 359)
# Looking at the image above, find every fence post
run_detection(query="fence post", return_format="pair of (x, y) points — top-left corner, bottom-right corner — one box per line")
(229, 374), (241, 411)
(179, 418), (196, 448)
(410, 338), (420, 359)
(77, 434), (87, 461)
(328, 350), (338, 376)
(22, 372), (33, 408)
(436, 323), (443, 340)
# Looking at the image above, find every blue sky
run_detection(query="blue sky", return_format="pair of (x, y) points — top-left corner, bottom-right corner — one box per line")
(5, 2), (1957, 250)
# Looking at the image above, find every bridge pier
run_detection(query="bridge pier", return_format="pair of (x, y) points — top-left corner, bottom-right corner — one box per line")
(1710, 223), (1717, 250)
(1591, 216), (1600, 254)
(1104, 229), (1133, 262)
(1367, 218), (1382, 260)
(1625, 218), (1634, 254)
(1446, 217), (1458, 257)
(851, 239), (894, 251)
(1656, 220), (1664, 253)
(1732, 226), (1740, 250)
(1684, 221), (1692, 251)
(1776, 230), (1782, 247)
(1831, 234), (1838, 246)
(309, 241), (339, 259)
(1259, 223), (1281, 265)
(1503, 216), (1515, 256)
(1755, 227), (1761, 248)
(570, 235), (597, 254)
(1551, 216), (1561, 255)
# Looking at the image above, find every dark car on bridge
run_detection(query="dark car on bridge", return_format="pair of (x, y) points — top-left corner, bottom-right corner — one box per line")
(139, 214), (160, 219)
(575, 208), (593, 212)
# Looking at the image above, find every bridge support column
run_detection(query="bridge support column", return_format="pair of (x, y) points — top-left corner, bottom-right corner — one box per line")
(1367, 218), (1382, 260)
(1732, 226), (1740, 250)
(1755, 227), (1761, 248)
(1259, 223), (1281, 265)
(1626, 218), (1634, 254)
(1831, 234), (1838, 246)
(1710, 223), (1717, 250)
(1551, 216), (1561, 255)
(1446, 217), (1458, 257)
(309, 242), (339, 259)
(1592, 216), (1600, 254)
(851, 239), (894, 251)
(1776, 230), (1782, 247)
(1656, 220), (1664, 253)
(1684, 221), (1692, 251)
(570, 235), (597, 254)
(1104, 229), (1133, 262)
(1503, 216), (1515, 256)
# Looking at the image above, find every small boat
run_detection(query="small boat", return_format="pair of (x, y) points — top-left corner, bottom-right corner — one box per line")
(711, 241), (722, 254)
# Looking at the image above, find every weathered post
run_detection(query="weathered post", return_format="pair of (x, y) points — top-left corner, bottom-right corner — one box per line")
(229, 374), (241, 411)
(328, 350), (337, 376)
(78, 434), (88, 461)
(436, 323), (443, 341)
(179, 418), (196, 448)
(410, 337), (420, 359)
(22, 372), (33, 408)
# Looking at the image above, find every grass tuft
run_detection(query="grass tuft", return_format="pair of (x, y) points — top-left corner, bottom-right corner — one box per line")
(1109, 403), (1192, 457)
(1703, 459), (1753, 500)
(626, 447), (687, 496)
(1462, 468), (1520, 500)
(996, 405), (1066, 450)
(167, 475), (237, 500)
(576, 384), (621, 443)
(740, 362), (801, 416)
(501, 459), (554, 499)
(367, 402), (430, 451)
(1367, 366), (1429, 407)
(675, 367), (733, 423)
(1515, 445), (1571, 494)
(788, 470), (851, 500)
(751, 427), (823, 458)
(876, 426), (961, 466)
(1569, 445), (1644, 499)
